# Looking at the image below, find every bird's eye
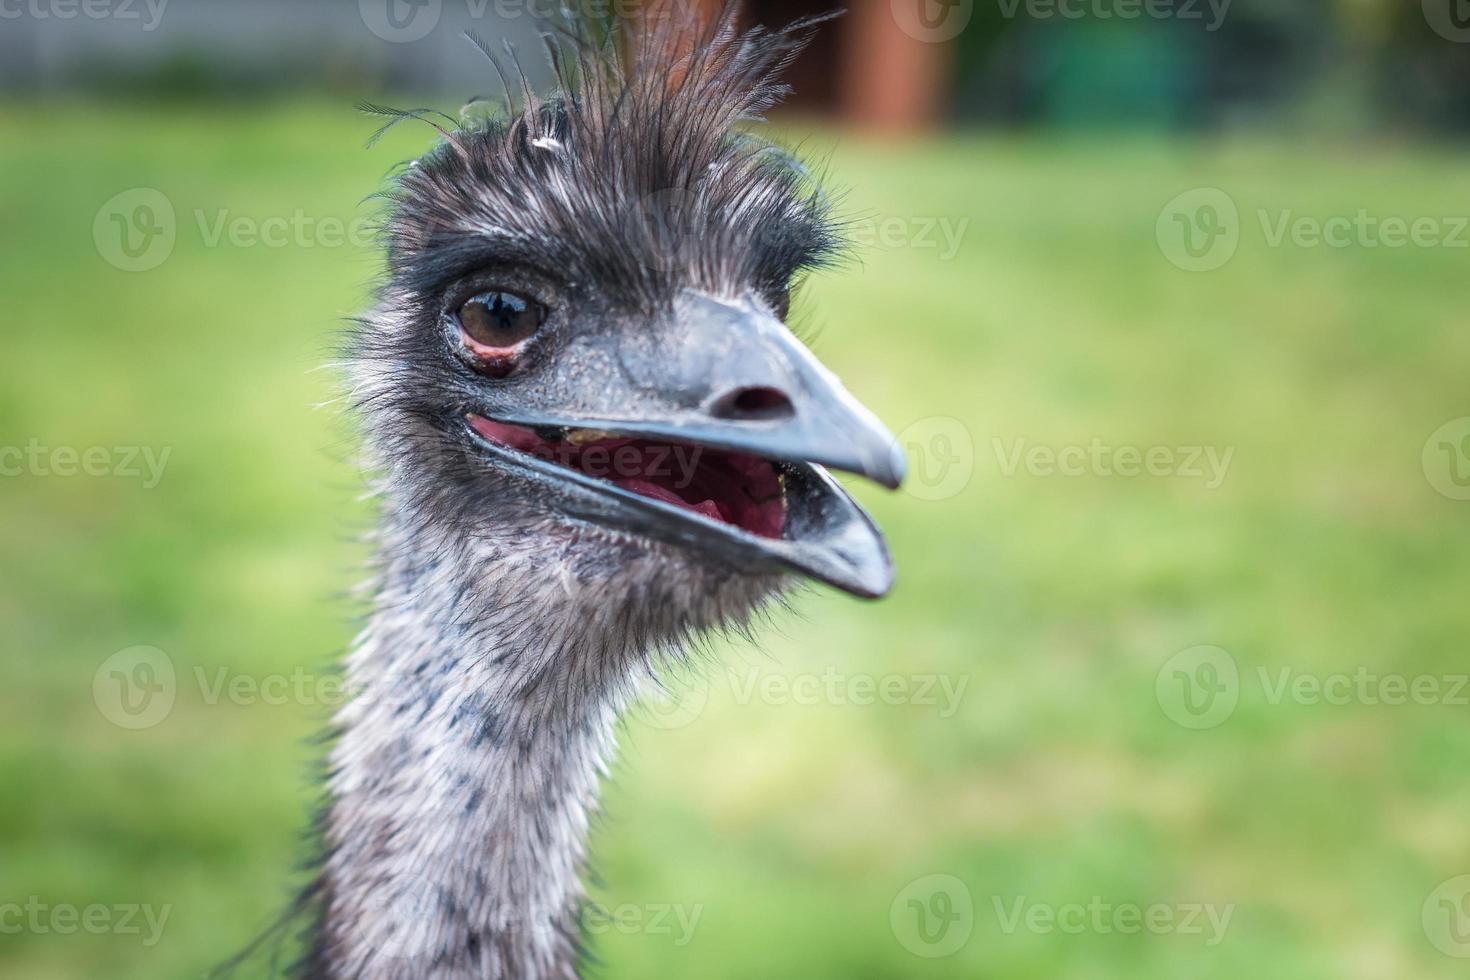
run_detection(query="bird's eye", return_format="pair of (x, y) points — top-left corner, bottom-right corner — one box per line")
(457, 291), (546, 352)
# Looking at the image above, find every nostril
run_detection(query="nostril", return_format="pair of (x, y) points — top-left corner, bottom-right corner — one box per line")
(711, 386), (796, 422)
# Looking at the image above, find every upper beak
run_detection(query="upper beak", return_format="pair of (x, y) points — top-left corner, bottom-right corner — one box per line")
(665, 292), (908, 490)
(499, 291), (907, 488)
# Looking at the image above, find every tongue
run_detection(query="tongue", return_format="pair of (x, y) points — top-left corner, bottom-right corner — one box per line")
(469, 416), (544, 453)
(613, 477), (726, 524)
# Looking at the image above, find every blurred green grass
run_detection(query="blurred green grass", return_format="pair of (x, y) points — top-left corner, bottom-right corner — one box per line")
(2, 100), (1469, 980)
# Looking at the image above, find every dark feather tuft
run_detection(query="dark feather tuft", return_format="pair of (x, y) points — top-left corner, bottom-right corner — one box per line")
(378, 1), (844, 315)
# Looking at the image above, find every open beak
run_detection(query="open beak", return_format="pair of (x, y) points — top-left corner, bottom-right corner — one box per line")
(464, 292), (904, 598)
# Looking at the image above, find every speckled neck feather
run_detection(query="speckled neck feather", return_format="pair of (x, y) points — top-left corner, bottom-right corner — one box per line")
(307, 523), (628, 979)
(297, 500), (774, 979)
(269, 5), (834, 978)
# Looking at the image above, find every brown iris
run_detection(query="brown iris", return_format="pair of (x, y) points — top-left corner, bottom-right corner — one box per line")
(457, 291), (546, 352)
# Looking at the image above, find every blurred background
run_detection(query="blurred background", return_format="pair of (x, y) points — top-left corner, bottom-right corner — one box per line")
(3, 1), (1469, 978)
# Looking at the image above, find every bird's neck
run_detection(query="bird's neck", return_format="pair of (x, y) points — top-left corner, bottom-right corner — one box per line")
(309, 525), (647, 980)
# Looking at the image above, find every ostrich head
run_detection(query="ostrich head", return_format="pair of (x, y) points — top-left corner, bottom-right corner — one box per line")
(351, 7), (902, 641)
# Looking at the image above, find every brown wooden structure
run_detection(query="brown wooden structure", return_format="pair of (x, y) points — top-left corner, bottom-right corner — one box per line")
(668, 0), (950, 133)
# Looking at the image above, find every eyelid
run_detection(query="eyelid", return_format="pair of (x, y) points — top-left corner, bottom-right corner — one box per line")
(442, 273), (553, 314)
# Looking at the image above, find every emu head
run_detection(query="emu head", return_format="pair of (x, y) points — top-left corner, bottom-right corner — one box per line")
(353, 9), (903, 630)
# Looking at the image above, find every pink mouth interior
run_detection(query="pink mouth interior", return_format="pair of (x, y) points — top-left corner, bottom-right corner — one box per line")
(468, 415), (787, 539)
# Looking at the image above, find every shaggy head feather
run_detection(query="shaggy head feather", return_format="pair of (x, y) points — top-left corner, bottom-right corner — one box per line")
(349, 3), (846, 625)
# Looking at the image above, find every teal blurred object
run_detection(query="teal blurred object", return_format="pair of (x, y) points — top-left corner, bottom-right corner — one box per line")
(1035, 22), (1197, 128)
